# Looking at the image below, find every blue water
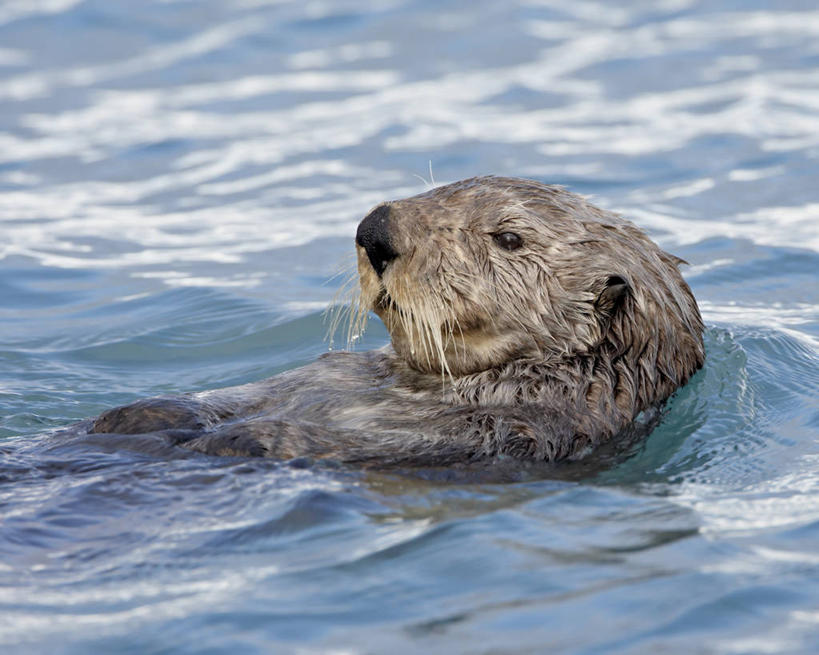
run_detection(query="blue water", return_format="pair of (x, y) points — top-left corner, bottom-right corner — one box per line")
(1, 1), (819, 652)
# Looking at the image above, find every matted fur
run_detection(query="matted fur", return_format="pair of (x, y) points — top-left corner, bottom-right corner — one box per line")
(77, 177), (704, 466)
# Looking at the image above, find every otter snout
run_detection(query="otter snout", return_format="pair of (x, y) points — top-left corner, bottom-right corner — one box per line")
(356, 204), (399, 277)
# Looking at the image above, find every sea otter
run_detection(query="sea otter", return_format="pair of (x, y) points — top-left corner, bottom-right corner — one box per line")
(82, 177), (704, 466)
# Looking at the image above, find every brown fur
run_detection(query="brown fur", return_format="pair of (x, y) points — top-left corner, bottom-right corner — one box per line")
(82, 177), (704, 466)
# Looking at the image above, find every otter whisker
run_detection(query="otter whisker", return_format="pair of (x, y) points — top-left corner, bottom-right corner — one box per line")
(326, 262), (362, 348)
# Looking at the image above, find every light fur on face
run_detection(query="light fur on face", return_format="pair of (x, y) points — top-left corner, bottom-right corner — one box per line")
(348, 176), (703, 392)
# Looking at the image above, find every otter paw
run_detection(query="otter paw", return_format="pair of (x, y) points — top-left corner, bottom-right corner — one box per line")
(92, 397), (214, 435)
(183, 427), (275, 458)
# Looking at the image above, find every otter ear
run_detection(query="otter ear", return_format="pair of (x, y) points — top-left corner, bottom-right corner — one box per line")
(595, 275), (630, 317)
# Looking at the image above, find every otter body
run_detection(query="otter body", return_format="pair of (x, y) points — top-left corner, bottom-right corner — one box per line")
(81, 177), (705, 466)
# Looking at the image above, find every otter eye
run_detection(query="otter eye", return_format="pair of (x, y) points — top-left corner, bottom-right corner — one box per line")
(493, 231), (523, 251)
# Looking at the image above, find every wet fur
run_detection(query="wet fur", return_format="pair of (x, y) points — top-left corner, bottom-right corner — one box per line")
(77, 177), (705, 466)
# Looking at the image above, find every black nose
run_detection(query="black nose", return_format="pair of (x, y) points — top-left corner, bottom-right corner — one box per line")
(356, 204), (399, 277)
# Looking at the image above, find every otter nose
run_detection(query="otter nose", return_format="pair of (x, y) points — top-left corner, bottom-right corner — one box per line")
(356, 204), (399, 277)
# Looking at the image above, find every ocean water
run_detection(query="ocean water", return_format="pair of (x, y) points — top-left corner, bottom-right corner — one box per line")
(1, 0), (818, 652)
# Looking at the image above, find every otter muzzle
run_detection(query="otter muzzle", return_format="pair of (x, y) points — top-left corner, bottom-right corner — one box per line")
(356, 204), (399, 277)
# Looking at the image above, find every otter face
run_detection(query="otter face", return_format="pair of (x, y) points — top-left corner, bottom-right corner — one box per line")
(354, 176), (703, 380)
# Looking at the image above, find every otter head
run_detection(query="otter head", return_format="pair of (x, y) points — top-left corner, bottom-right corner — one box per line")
(354, 176), (704, 401)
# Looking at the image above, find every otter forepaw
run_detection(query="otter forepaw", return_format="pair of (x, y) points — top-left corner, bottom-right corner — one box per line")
(183, 426), (277, 458)
(91, 397), (217, 435)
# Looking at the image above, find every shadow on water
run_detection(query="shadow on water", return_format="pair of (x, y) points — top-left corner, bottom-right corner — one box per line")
(594, 327), (748, 486)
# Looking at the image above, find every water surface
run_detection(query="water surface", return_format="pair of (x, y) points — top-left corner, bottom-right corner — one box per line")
(1, 1), (818, 653)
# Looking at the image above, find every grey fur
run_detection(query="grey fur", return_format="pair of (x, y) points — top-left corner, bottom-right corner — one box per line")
(82, 177), (704, 466)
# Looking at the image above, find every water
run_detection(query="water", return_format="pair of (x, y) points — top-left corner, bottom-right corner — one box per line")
(1, 0), (818, 652)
